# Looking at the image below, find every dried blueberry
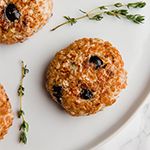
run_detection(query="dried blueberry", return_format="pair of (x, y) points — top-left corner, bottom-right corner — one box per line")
(5, 3), (20, 22)
(89, 55), (103, 69)
(53, 85), (62, 103)
(80, 88), (93, 100)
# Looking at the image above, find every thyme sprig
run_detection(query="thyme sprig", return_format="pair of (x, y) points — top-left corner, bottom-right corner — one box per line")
(51, 1), (146, 31)
(17, 61), (29, 144)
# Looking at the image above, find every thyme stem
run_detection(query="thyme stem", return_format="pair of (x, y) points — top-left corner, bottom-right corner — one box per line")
(17, 61), (29, 144)
(51, 1), (146, 31)
(51, 14), (87, 31)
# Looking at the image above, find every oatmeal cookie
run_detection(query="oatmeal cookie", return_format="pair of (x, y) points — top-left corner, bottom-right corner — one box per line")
(46, 38), (127, 116)
(0, 84), (13, 139)
(0, 0), (53, 44)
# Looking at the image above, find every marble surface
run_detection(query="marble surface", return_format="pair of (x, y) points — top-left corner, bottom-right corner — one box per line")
(94, 97), (150, 150)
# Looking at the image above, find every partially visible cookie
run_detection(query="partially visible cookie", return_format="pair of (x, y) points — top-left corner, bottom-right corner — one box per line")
(0, 0), (53, 44)
(0, 84), (13, 139)
(46, 38), (127, 116)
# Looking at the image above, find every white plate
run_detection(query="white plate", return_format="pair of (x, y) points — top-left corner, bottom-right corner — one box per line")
(0, 0), (150, 150)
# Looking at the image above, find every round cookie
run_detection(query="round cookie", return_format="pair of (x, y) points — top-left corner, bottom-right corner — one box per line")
(46, 38), (127, 116)
(0, 84), (13, 139)
(0, 0), (53, 44)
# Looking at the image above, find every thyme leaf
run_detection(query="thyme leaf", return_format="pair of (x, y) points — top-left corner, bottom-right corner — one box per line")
(51, 1), (146, 31)
(17, 61), (29, 144)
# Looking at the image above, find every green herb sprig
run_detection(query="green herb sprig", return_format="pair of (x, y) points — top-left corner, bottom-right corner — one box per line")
(51, 1), (146, 31)
(17, 61), (29, 144)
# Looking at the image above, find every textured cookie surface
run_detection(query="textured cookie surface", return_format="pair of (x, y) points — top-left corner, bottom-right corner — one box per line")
(46, 38), (127, 116)
(0, 0), (53, 44)
(0, 85), (13, 139)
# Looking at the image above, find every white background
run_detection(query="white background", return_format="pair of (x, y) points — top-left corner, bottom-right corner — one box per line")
(0, 0), (150, 150)
(95, 97), (150, 150)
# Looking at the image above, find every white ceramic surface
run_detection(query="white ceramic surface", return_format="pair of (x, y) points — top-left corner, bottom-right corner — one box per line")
(0, 0), (150, 150)
(94, 96), (150, 150)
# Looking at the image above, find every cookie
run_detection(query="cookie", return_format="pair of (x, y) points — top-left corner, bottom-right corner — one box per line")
(0, 84), (13, 139)
(46, 38), (127, 116)
(0, 0), (53, 44)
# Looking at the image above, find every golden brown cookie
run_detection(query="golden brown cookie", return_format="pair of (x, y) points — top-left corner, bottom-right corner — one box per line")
(46, 38), (127, 116)
(0, 84), (13, 139)
(0, 0), (53, 44)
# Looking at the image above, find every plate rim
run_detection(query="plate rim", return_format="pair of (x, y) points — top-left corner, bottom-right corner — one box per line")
(90, 90), (150, 150)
